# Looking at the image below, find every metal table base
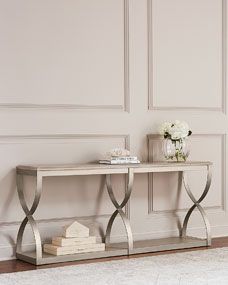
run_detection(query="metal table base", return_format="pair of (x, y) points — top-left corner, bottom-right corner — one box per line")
(15, 162), (212, 265)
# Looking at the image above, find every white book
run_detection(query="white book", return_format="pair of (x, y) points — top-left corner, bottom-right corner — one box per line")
(43, 243), (105, 256)
(99, 159), (140, 165)
(100, 156), (138, 162)
(52, 236), (96, 247)
(109, 156), (138, 161)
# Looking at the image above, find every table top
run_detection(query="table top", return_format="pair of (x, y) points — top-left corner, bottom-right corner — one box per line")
(16, 161), (212, 176)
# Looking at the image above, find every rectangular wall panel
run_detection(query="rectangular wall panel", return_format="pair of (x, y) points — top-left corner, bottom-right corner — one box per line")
(0, 0), (129, 110)
(148, 134), (225, 213)
(148, 0), (224, 110)
(0, 134), (129, 223)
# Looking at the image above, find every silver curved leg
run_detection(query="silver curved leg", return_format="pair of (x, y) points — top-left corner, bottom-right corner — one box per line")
(16, 174), (43, 260)
(105, 168), (134, 254)
(181, 165), (212, 245)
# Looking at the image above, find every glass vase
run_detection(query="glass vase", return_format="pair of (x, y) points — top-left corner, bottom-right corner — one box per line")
(163, 138), (190, 162)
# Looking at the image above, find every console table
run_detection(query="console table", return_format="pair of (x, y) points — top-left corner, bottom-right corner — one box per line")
(16, 161), (212, 265)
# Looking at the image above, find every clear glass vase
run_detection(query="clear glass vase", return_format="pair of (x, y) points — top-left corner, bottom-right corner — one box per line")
(163, 138), (190, 162)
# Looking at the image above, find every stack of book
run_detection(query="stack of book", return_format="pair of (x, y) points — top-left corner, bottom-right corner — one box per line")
(99, 156), (140, 164)
(43, 221), (105, 256)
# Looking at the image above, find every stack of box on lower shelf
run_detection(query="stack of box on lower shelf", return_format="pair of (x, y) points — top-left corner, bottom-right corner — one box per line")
(43, 221), (105, 256)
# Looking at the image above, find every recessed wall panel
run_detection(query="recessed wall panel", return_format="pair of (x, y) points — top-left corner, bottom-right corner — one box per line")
(0, 135), (128, 223)
(149, 0), (223, 109)
(0, 0), (126, 108)
(148, 135), (224, 213)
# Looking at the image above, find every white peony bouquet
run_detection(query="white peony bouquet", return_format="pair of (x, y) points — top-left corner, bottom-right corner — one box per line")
(159, 120), (192, 141)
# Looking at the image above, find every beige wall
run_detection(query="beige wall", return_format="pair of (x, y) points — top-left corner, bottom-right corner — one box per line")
(0, 0), (227, 260)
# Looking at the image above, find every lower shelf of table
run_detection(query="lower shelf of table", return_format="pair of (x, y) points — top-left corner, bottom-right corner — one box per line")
(16, 236), (209, 265)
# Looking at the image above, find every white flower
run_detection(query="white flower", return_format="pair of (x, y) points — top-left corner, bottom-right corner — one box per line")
(159, 122), (172, 135)
(159, 120), (191, 140)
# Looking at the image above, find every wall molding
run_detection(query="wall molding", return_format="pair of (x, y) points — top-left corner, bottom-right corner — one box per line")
(0, 0), (130, 112)
(147, 134), (227, 216)
(147, 0), (227, 113)
(0, 133), (130, 144)
(0, 133), (131, 223)
(124, 0), (130, 112)
(222, 0), (227, 114)
(0, 104), (126, 111)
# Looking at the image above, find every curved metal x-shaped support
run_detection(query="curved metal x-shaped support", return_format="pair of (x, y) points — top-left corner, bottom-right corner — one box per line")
(16, 174), (43, 260)
(181, 165), (212, 245)
(105, 168), (134, 253)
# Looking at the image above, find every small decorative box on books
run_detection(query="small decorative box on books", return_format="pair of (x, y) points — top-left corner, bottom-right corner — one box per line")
(99, 148), (140, 165)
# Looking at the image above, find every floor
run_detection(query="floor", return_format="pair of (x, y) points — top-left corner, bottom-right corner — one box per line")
(0, 236), (228, 274)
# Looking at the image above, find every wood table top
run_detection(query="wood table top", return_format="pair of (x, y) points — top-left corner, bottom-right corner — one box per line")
(16, 161), (212, 176)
